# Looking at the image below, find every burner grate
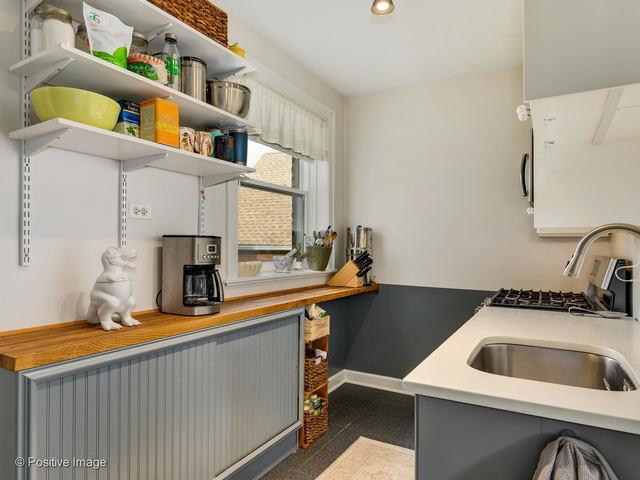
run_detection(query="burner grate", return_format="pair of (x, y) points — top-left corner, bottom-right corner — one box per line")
(490, 289), (593, 312)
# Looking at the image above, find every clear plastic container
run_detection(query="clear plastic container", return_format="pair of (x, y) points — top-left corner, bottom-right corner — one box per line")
(162, 33), (181, 91)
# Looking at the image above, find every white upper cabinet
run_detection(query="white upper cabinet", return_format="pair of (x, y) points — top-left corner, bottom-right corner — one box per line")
(524, 0), (640, 236)
(524, 0), (640, 101)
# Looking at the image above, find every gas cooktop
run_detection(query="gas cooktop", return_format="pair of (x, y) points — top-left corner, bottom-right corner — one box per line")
(489, 289), (594, 312)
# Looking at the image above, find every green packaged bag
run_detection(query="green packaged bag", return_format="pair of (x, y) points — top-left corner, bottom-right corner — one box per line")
(83, 2), (133, 69)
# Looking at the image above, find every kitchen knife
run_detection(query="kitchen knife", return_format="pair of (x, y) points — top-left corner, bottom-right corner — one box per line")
(358, 258), (373, 270)
(357, 266), (372, 277)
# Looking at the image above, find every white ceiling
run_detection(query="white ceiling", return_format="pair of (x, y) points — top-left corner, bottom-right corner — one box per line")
(215, 0), (523, 96)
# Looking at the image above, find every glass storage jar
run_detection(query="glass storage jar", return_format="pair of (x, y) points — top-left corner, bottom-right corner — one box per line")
(75, 24), (90, 53)
(130, 32), (149, 55)
(33, 5), (75, 55)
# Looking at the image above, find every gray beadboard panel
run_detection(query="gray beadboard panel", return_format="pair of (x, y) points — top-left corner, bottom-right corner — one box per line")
(343, 284), (491, 378)
(25, 313), (301, 480)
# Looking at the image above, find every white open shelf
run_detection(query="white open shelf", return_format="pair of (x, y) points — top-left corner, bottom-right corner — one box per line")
(11, 45), (250, 130)
(54, 0), (256, 79)
(9, 118), (254, 186)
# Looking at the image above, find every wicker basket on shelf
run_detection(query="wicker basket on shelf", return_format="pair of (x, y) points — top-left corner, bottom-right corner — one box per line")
(147, 0), (228, 47)
(304, 356), (328, 392)
(302, 400), (329, 446)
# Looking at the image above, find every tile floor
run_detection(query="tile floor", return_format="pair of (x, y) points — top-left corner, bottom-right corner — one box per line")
(262, 384), (415, 479)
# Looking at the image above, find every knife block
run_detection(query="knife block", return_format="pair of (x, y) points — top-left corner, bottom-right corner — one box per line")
(327, 261), (364, 288)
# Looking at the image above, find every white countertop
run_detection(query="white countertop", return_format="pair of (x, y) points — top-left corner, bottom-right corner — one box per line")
(402, 306), (640, 434)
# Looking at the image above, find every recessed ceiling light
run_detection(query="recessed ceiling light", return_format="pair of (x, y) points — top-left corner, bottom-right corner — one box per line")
(371, 0), (395, 15)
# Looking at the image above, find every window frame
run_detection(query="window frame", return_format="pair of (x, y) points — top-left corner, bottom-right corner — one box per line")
(238, 170), (308, 270)
(225, 139), (331, 284)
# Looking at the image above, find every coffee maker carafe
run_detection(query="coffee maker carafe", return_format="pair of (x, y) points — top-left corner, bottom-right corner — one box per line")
(161, 235), (224, 315)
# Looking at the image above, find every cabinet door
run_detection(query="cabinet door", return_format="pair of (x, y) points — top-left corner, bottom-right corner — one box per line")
(524, 0), (640, 101)
(21, 311), (302, 480)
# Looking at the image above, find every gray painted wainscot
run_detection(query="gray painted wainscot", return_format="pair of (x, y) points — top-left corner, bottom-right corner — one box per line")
(324, 283), (491, 378)
(326, 284), (640, 478)
(0, 309), (305, 480)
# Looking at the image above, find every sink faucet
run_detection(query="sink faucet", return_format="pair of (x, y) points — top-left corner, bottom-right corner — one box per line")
(564, 223), (640, 277)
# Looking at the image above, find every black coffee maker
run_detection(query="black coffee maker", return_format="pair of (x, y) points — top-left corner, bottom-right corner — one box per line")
(161, 236), (224, 315)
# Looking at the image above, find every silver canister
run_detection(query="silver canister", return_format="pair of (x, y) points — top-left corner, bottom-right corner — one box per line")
(180, 56), (207, 102)
(347, 226), (373, 285)
(356, 226), (373, 251)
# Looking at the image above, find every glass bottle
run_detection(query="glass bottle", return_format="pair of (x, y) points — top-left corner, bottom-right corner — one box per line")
(162, 33), (181, 91)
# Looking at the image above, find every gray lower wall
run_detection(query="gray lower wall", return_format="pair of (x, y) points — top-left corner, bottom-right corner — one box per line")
(321, 284), (491, 379)
(317, 298), (348, 377)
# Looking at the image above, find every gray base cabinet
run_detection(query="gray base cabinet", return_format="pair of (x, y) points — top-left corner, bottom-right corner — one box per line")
(416, 395), (640, 480)
(1, 310), (303, 480)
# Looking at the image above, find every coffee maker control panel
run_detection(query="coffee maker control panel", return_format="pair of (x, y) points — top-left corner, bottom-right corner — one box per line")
(195, 237), (221, 264)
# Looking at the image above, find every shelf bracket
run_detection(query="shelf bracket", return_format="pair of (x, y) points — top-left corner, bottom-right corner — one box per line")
(198, 177), (205, 235)
(202, 173), (245, 188)
(123, 153), (168, 172)
(25, 57), (74, 92)
(119, 161), (127, 248)
(593, 87), (624, 145)
(143, 23), (174, 43)
(19, 141), (31, 266)
(24, 127), (71, 157)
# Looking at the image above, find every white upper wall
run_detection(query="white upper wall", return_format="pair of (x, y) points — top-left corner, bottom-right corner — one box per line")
(346, 68), (608, 292)
(0, 2), (345, 330)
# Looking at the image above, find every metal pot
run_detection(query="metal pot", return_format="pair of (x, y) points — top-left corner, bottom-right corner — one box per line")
(206, 81), (251, 118)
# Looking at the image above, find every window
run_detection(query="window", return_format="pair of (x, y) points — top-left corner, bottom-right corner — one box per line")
(237, 141), (306, 263)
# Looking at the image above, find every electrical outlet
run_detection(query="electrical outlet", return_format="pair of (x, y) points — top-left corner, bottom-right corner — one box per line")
(129, 203), (152, 220)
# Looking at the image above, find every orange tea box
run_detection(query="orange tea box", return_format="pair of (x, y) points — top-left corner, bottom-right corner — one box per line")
(140, 97), (180, 148)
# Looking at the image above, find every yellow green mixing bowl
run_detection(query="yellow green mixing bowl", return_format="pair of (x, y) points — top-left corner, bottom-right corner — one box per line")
(31, 86), (121, 130)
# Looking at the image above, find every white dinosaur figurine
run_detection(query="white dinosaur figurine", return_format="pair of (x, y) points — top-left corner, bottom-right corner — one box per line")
(87, 247), (141, 331)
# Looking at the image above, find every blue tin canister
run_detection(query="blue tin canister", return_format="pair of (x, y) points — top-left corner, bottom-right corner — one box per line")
(229, 128), (248, 165)
(207, 128), (224, 157)
(214, 134), (235, 162)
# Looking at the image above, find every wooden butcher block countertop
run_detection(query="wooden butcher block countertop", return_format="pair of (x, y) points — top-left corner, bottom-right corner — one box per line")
(0, 283), (378, 371)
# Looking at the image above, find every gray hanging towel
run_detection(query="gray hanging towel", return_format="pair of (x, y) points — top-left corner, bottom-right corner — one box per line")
(533, 435), (619, 480)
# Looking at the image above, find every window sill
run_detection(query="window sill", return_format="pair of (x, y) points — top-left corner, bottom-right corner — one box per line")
(226, 269), (336, 287)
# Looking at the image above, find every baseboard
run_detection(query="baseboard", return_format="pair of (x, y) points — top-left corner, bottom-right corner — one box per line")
(328, 369), (413, 396)
(328, 369), (348, 393)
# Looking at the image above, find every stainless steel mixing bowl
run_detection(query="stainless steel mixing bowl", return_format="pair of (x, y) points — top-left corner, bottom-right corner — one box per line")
(206, 81), (251, 118)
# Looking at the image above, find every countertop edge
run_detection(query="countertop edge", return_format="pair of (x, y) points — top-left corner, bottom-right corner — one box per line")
(1, 283), (379, 372)
(402, 379), (640, 435)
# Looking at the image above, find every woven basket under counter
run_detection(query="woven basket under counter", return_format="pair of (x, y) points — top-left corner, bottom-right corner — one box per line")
(302, 401), (329, 446)
(304, 355), (328, 392)
(147, 0), (228, 47)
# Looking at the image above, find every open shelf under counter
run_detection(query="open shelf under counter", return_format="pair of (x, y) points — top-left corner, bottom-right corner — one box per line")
(11, 44), (250, 130)
(9, 118), (254, 186)
(54, 0), (256, 78)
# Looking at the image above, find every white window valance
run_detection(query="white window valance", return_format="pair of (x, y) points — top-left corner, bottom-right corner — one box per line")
(237, 76), (328, 162)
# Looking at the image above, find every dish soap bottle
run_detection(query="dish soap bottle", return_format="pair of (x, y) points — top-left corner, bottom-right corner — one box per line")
(162, 33), (181, 91)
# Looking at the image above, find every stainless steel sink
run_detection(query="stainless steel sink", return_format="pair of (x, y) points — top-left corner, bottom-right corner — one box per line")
(469, 343), (636, 391)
